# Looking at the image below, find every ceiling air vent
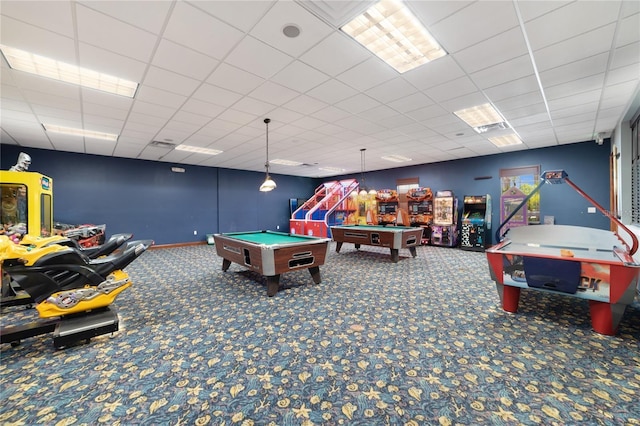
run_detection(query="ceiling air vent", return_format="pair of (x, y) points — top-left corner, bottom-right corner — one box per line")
(149, 140), (176, 149)
(474, 122), (510, 134)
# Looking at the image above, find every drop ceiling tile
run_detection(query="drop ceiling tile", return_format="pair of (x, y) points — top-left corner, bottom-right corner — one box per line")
(76, 4), (158, 62)
(307, 79), (358, 104)
(538, 53), (609, 87)
(283, 95), (328, 115)
(249, 81), (300, 106)
(545, 74), (606, 101)
(163, 2), (245, 59)
(533, 24), (618, 71)
(78, 43), (148, 82)
(524, 2), (622, 51)
(232, 96), (278, 116)
(178, 99), (225, 120)
(225, 36), (293, 79)
(143, 66), (201, 96)
(191, 83), (243, 108)
(152, 38), (219, 80)
(429, 1), (519, 53)
(470, 55), (534, 89)
(0, 16), (76, 61)
(130, 100), (177, 119)
(336, 57), (398, 92)
(424, 77), (477, 103)
(207, 63), (265, 95)
(271, 60), (330, 93)
(361, 105), (402, 121)
(79, 0), (171, 34)
(547, 89), (602, 112)
(1, 1), (74, 37)
(216, 108), (259, 126)
(335, 93), (381, 114)
(387, 92), (434, 114)
(408, 1), (474, 27)
(191, 1), (272, 32)
(610, 42), (640, 69)
(136, 85), (187, 109)
(453, 27), (528, 74)
(299, 31), (370, 76)
(250, 0), (333, 58)
(365, 77), (420, 104)
(403, 55), (465, 90)
(483, 75), (540, 101)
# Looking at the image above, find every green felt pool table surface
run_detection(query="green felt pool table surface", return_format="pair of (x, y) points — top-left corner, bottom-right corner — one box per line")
(222, 230), (320, 245)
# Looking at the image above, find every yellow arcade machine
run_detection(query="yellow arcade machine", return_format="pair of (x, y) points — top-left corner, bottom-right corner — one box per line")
(0, 170), (53, 239)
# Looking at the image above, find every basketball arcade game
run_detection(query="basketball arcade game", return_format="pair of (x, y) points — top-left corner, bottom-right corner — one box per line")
(486, 170), (640, 335)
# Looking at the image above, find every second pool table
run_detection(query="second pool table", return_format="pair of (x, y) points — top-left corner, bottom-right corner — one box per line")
(330, 225), (423, 263)
(213, 230), (331, 296)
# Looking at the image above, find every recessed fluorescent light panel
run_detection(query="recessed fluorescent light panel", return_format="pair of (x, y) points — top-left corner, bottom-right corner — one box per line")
(270, 159), (303, 166)
(488, 134), (523, 147)
(382, 154), (412, 163)
(454, 103), (510, 134)
(43, 124), (118, 141)
(319, 167), (346, 173)
(0, 45), (138, 97)
(175, 145), (222, 155)
(341, 0), (447, 73)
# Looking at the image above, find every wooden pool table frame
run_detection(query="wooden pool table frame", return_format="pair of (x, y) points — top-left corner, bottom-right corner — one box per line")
(330, 225), (423, 263)
(213, 231), (330, 296)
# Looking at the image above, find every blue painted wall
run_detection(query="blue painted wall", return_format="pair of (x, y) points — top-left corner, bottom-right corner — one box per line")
(1, 139), (610, 245)
(0, 145), (316, 245)
(335, 140), (611, 245)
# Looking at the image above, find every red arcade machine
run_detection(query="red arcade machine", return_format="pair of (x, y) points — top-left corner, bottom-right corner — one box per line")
(431, 190), (459, 247)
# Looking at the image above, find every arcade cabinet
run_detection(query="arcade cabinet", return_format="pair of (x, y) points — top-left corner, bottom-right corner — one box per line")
(407, 187), (433, 244)
(1, 171), (53, 239)
(460, 194), (491, 251)
(431, 190), (459, 247)
(376, 189), (398, 225)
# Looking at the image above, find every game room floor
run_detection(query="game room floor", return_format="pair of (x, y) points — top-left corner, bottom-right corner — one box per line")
(1, 242), (639, 425)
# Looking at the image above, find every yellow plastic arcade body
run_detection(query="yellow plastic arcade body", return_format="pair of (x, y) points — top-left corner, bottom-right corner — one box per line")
(0, 170), (53, 238)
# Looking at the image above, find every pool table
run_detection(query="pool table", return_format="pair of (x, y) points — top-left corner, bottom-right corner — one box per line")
(330, 225), (423, 263)
(213, 230), (331, 296)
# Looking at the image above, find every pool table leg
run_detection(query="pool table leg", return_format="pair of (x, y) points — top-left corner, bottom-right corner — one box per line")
(308, 266), (321, 284)
(390, 249), (399, 263)
(221, 258), (231, 272)
(335, 242), (343, 253)
(266, 275), (281, 297)
(409, 247), (417, 258)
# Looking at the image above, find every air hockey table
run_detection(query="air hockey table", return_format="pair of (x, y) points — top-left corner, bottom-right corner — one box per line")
(486, 170), (640, 335)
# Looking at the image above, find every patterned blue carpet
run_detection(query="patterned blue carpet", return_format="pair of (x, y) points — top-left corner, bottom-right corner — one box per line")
(1, 243), (639, 425)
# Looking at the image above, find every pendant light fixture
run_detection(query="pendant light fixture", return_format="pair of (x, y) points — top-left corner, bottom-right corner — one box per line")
(259, 118), (277, 192)
(358, 148), (376, 196)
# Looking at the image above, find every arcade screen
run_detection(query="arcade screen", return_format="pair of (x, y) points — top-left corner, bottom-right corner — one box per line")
(379, 203), (397, 214)
(434, 196), (454, 225)
(409, 201), (432, 214)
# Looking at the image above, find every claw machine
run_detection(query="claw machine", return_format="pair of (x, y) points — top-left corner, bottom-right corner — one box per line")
(431, 190), (458, 247)
(431, 190), (459, 247)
